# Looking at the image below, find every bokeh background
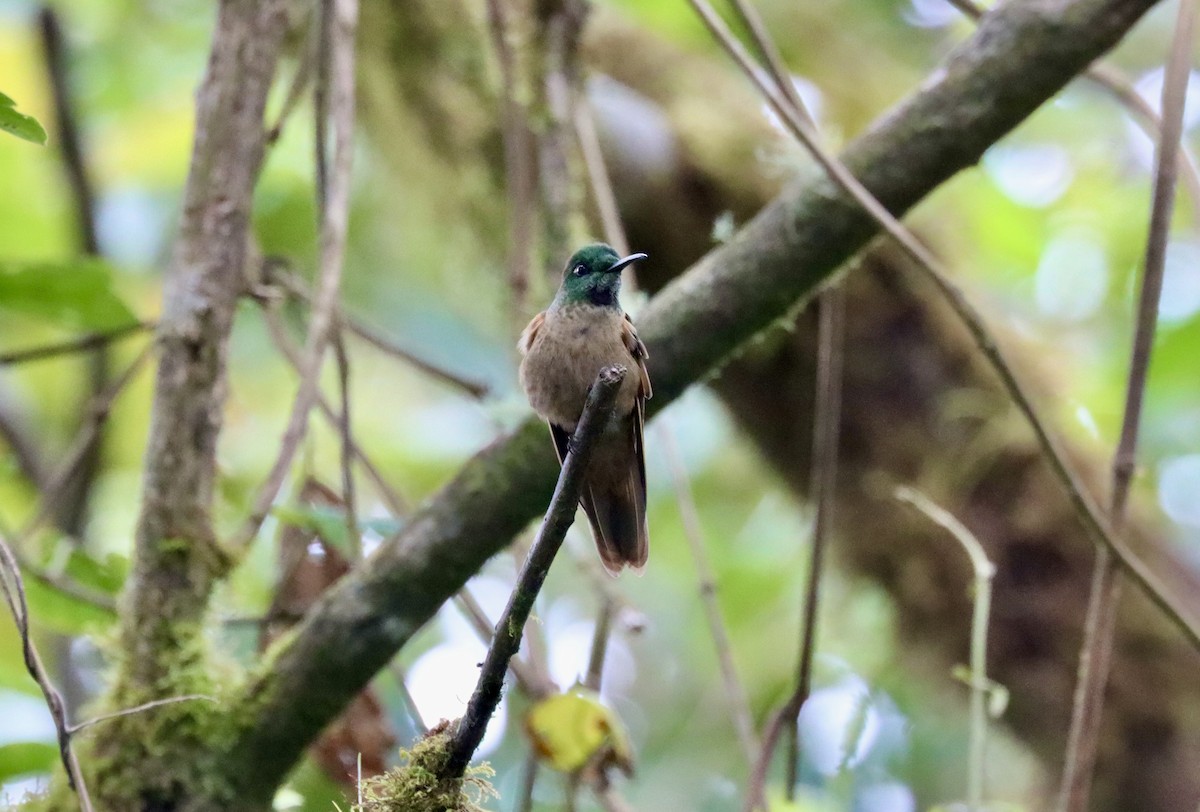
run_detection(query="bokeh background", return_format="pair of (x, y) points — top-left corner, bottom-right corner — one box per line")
(0, 0), (1198, 809)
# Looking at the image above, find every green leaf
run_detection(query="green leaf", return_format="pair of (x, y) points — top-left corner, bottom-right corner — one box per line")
(0, 259), (138, 331)
(63, 547), (128, 596)
(22, 575), (117, 635)
(0, 91), (48, 145)
(0, 742), (57, 782)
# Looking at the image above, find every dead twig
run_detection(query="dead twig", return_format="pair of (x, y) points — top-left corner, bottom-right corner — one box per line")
(445, 366), (627, 777)
(896, 487), (995, 811)
(68, 695), (218, 735)
(783, 284), (844, 799)
(13, 343), (154, 548)
(660, 427), (759, 767)
(331, 331), (361, 560)
(0, 533), (93, 809)
(0, 322), (151, 367)
(233, 0), (359, 552)
(1058, 1), (1196, 809)
(258, 302), (412, 517)
(268, 268), (490, 399)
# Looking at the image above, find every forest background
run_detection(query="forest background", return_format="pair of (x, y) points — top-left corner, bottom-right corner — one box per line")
(0, 0), (1199, 810)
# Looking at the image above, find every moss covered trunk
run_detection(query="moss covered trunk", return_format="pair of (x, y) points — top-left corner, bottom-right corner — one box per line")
(86, 2), (290, 809)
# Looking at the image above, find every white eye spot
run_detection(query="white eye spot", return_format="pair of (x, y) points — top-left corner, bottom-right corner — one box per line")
(573, 264), (587, 276)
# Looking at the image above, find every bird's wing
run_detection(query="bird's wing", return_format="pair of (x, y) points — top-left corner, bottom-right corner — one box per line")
(622, 315), (651, 494)
(517, 311), (546, 355)
(622, 313), (652, 401)
(621, 314), (651, 571)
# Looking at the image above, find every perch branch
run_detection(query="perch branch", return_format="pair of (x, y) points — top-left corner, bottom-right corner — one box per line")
(444, 365), (626, 777)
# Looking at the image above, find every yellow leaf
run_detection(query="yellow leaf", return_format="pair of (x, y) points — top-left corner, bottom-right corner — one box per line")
(524, 686), (634, 775)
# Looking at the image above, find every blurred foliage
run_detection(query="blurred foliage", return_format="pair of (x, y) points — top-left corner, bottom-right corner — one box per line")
(0, 90), (45, 144)
(0, 0), (1196, 810)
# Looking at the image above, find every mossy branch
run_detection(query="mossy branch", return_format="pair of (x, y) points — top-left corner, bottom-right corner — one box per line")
(210, 0), (1169, 803)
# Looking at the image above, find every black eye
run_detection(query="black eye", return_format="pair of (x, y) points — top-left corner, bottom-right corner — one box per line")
(573, 264), (587, 277)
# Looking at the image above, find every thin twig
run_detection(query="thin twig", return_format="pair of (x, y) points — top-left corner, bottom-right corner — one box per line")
(387, 662), (428, 736)
(784, 285), (844, 800)
(0, 322), (151, 367)
(313, 0), (332, 217)
(485, 0), (538, 332)
(38, 5), (98, 255)
(232, 0), (359, 552)
(0, 534), (94, 809)
(444, 366), (627, 777)
(1058, 2), (1196, 809)
(725, 0), (815, 132)
(583, 595), (614, 691)
(259, 302), (411, 517)
(454, 590), (544, 698)
(572, 100), (629, 259)
(13, 343), (154, 547)
(686, 0), (1200, 652)
(690, 7), (835, 801)
(68, 695), (218, 735)
(266, 2), (319, 144)
(508, 533), (558, 695)
(268, 268), (490, 399)
(896, 486), (995, 811)
(516, 748), (539, 812)
(332, 330), (361, 560)
(38, 4), (113, 567)
(660, 427), (759, 766)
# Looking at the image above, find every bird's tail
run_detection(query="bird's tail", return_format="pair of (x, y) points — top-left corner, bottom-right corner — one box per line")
(581, 474), (648, 575)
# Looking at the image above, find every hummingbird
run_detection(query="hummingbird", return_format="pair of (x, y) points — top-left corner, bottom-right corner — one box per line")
(518, 243), (652, 574)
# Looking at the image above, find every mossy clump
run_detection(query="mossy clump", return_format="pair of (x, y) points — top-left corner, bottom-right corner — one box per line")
(354, 723), (497, 812)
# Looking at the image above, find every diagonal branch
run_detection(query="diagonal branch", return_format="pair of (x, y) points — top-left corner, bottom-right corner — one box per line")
(445, 366), (626, 777)
(207, 0), (1175, 802)
(1057, 1), (1197, 808)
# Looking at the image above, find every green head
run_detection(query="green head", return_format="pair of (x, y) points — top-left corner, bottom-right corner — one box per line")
(554, 243), (647, 309)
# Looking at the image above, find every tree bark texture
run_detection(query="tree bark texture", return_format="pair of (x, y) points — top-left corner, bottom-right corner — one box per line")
(92, 1), (291, 808)
(203, 0), (1182, 805)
